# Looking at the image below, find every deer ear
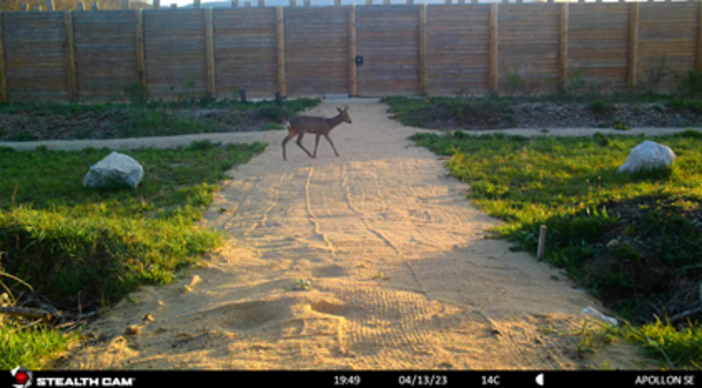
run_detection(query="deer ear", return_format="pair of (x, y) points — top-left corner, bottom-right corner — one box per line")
(337, 107), (343, 113)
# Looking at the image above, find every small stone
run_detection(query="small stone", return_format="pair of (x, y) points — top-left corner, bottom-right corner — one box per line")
(606, 239), (620, 248)
(124, 325), (141, 336)
(143, 314), (155, 322)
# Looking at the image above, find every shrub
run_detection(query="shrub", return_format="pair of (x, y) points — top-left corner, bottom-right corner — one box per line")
(124, 82), (149, 105)
(590, 100), (610, 115)
(257, 105), (289, 122)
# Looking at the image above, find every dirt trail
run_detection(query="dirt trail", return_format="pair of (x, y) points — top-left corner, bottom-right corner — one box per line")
(56, 100), (655, 370)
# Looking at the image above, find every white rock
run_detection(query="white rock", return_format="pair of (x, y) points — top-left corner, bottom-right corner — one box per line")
(582, 306), (618, 327)
(83, 151), (144, 189)
(617, 140), (676, 174)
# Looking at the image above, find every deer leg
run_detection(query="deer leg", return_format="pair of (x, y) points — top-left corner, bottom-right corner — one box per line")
(324, 134), (340, 157)
(282, 132), (297, 161)
(313, 134), (322, 158)
(296, 132), (314, 159)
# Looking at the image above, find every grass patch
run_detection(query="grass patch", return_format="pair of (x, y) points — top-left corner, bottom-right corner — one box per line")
(0, 320), (79, 370)
(411, 130), (702, 369)
(0, 98), (319, 141)
(0, 140), (265, 368)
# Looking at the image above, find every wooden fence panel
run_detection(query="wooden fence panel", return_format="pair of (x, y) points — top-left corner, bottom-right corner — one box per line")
(638, 2), (698, 93)
(568, 4), (629, 93)
(285, 7), (349, 97)
(356, 5), (420, 97)
(4, 12), (68, 101)
(498, 4), (560, 94)
(214, 8), (277, 99)
(144, 9), (207, 100)
(73, 11), (136, 101)
(427, 5), (490, 96)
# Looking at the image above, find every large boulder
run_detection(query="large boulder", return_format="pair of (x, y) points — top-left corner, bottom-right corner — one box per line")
(83, 151), (144, 189)
(617, 140), (676, 174)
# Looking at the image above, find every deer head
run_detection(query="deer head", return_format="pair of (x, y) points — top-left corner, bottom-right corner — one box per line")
(336, 104), (352, 124)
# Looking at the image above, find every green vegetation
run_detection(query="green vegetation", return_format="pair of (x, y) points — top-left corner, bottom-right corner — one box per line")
(411, 130), (702, 369)
(0, 140), (265, 368)
(0, 98), (319, 141)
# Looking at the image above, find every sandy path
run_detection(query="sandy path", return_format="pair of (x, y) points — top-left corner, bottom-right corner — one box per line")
(47, 99), (669, 370)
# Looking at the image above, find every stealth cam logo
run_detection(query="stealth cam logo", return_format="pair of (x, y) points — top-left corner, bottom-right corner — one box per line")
(11, 366), (33, 388)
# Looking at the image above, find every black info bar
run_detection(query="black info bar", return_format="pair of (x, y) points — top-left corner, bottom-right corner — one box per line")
(5, 371), (700, 387)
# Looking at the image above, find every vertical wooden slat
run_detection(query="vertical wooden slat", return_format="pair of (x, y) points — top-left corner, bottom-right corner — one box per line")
(46, 0), (54, 11)
(490, 4), (498, 94)
(245, 2), (252, 8)
(194, 0), (201, 8)
(419, 3), (427, 95)
(91, 2), (99, 10)
(0, 12), (6, 102)
(628, 2), (639, 89)
(77, 2), (84, 10)
(459, 0), (465, 4)
(304, 0), (310, 6)
(258, 0), (265, 7)
(205, 7), (216, 98)
(64, 11), (78, 101)
(366, 0), (372, 5)
(697, 0), (702, 72)
(231, 0), (239, 6)
(35, 5), (43, 11)
(445, 0), (452, 4)
(20, 3), (28, 11)
(384, 0), (390, 5)
(290, 0), (296, 6)
(122, 0), (129, 9)
(153, 0), (160, 8)
(335, 0), (341, 6)
(559, 2), (568, 92)
(349, 4), (357, 96)
(136, 9), (146, 88)
(407, 0), (414, 4)
(276, 6), (286, 97)
(171, 4), (177, 9)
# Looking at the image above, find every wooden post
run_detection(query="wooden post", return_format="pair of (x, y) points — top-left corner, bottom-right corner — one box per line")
(517, 0), (522, 4)
(171, 3), (177, 9)
(335, 0), (341, 5)
(231, 0), (238, 6)
(697, 0), (702, 73)
(122, 0), (129, 9)
(77, 2), (84, 10)
(64, 11), (78, 101)
(349, 5), (357, 96)
(46, 0), (54, 11)
(490, 4), (498, 94)
(290, 0), (296, 6)
(91, 2), (99, 10)
(153, 0), (160, 8)
(136, 9), (147, 89)
(445, 0), (452, 4)
(471, 0), (478, 4)
(20, 3), (28, 11)
(276, 7), (286, 97)
(384, 0), (390, 5)
(35, 5), (43, 11)
(407, 0), (413, 4)
(419, 3), (427, 95)
(559, 2), (568, 92)
(0, 12), (6, 103)
(628, 2), (639, 89)
(537, 225), (547, 261)
(258, 0), (265, 7)
(205, 7), (216, 99)
(304, 0), (310, 6)
(458, 0), (465, 4)
(366, 0), (372, 5)
(245, 2), (252, 7)
(194, 0), (200, 8)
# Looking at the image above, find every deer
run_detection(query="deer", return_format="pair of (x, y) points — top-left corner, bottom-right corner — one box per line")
(282, 104), (352, 161)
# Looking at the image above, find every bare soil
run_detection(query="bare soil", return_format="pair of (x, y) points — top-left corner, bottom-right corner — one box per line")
(4, 100), (680, 370)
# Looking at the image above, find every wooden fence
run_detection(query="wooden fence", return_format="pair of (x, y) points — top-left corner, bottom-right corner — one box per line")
(0, 0), (701, 102)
